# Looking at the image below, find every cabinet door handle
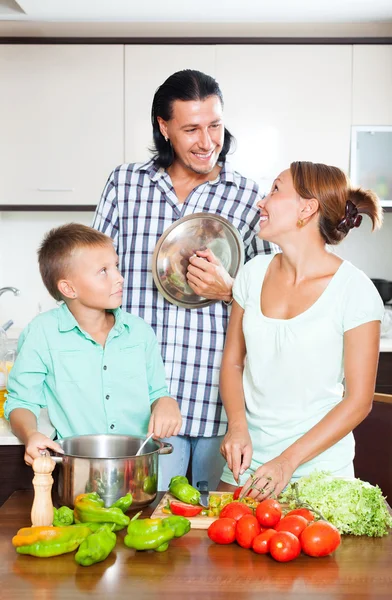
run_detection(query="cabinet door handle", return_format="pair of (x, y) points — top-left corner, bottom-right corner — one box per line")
(37, 188), (74, 192)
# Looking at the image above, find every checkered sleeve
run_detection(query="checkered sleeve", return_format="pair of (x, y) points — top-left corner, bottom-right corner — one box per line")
(93, 168), (120, 252)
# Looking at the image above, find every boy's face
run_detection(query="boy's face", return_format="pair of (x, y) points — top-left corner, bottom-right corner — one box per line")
(60, 243), (124, 309)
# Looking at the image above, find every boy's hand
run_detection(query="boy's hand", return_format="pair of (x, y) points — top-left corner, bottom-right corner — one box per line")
(24, 432), (64, 466)
(148, 396), (182, 439)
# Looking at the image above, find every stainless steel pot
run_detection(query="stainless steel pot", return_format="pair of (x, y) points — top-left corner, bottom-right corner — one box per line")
(52, 434), (173, 509)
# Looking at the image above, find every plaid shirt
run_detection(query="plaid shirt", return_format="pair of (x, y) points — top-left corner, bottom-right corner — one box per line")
(93, 159), (275, 437)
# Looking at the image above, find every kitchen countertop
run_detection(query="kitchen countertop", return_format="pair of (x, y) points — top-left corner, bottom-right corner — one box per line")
(0, 409), (55, 445)
(1, 490), (391, 599)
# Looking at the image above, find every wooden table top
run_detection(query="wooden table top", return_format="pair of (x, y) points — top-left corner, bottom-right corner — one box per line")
(1, 490), (392, 600)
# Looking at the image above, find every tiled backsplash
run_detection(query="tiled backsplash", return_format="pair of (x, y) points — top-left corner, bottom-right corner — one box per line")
(0, 209), (391, 336)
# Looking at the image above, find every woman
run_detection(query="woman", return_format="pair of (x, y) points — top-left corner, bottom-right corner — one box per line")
(218, 161), (384, 499)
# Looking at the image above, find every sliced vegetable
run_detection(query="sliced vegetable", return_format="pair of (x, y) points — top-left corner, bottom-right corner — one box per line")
(170, 501), (203, 517)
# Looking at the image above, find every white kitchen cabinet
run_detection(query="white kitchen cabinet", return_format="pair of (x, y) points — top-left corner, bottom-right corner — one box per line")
(124, 45), (216, 162)
(215, 45), (352, 191)
(352, 45), (392, 126)
(0, 45), (124, 207)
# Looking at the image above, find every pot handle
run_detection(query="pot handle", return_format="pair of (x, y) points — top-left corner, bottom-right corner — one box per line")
(158, 441), (173, 455)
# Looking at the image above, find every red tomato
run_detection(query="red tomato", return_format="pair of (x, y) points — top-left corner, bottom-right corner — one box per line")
(269, 531), (301, 562)
(220, 502), (253, 522)
(208, 518), (237, 545)
(233, 487), (242, 500)
(275, 514), (308, 538)
(255, 498), (282, 528)
(285, 508), (315, 522)
(170, 501), (203, 517)
(252, 529), (276, 554)
(300, 521), (341, 557)
(235, 514), (261, 549)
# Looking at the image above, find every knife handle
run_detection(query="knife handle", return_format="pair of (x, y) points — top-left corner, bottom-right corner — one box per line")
(197, 480), (208, 492)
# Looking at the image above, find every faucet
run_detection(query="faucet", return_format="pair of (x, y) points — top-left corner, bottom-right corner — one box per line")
(0, 287), (20, 298)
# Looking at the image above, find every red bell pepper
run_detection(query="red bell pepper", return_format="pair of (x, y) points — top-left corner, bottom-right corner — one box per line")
(170, 500), (203, 517)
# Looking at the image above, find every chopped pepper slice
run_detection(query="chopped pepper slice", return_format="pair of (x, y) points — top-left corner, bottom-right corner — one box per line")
(170, 501), (203, 517)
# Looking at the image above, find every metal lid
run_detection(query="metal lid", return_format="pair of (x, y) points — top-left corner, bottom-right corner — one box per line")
(152, 213), (244, 309)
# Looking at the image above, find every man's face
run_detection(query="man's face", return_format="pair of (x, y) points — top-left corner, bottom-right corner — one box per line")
(158, 95), (225, 175)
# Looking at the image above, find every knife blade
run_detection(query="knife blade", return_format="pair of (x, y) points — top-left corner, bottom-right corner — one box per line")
(197, 480), (209, 508)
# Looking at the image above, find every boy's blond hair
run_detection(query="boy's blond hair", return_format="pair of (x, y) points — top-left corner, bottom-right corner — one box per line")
(38, 223), (112, 301)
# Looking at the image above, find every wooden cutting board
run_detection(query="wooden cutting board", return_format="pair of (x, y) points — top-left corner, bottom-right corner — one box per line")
(151, 491), (226, 529)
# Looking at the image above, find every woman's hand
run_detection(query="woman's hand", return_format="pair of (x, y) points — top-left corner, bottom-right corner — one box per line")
(149, 396), (182, 439)
(241, 456), (295, 500)
(24, 432), (64, 466)
(220, 427), (253, 484)
(186, 249), (233, 302)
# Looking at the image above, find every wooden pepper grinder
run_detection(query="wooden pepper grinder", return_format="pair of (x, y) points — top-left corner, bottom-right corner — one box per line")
(31, 451), (56, 527)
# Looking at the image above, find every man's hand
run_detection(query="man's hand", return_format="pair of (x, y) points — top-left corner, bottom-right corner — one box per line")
(24, 432), (64, 466)
(148, 396), (182, 439)
(186, 249), (233, 302)
(220, 427), (253, 484)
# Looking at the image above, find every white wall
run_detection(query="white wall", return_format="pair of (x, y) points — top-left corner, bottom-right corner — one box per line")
(336, 212), (392, 280)
(0, 210), (93, 336)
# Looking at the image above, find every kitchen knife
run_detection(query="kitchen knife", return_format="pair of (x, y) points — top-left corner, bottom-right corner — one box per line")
(197, 480), (209, 508)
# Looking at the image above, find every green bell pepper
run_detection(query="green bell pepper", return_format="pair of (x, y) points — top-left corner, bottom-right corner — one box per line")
(74, 492), (130, 532)
(110, 493), (133, 513)
(53, 505), (74, 526)
(124, 513), (190, 552)
(75, 524), (116, 566)
(12, 525), (92, 557)
(169, 476), (201, 505)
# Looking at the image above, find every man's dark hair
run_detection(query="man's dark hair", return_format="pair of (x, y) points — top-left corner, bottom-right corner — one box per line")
(151, 69), (235, 168)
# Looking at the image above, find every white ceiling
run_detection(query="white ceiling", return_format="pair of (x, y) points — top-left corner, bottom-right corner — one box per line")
(2, 0), (392, 23)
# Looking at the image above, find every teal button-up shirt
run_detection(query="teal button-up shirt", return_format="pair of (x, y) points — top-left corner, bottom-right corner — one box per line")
(4, 303), (169, 438)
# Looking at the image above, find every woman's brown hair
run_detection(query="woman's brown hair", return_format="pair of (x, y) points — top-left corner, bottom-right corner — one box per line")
(290, 161), (383, 245)
(38, 223), (112, 301)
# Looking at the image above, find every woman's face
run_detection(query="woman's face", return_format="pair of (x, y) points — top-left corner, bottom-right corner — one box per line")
(257, 169), (302, 243)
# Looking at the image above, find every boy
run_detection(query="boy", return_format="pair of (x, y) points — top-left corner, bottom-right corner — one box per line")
(5, 224), (182, 465)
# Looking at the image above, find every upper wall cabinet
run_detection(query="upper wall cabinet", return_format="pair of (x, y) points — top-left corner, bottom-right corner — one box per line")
(215, 45), (353, 191)
(0, 45), (124, 207)
(352, 46), (392, 126)
(124, 45), (216, 163)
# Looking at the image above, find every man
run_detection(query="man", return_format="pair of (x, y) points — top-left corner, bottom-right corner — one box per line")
(93, 69), (275, 490)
